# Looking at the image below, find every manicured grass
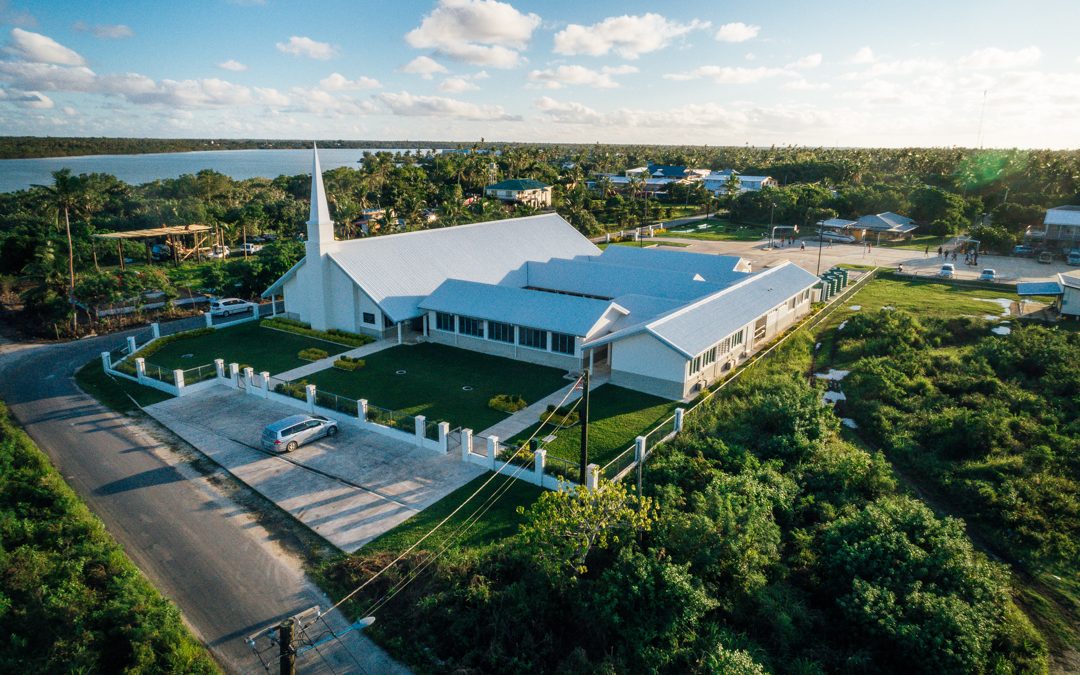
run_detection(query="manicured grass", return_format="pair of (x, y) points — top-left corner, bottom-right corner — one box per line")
(507, 384), (678, 469)
(75, 359), (172, 413)
(305, 343), (570, 430)
(358, 472), (543, 556)
(143, 321), (350, 374)
(658, 218), (769, 241)
(597, 240), (690, 250)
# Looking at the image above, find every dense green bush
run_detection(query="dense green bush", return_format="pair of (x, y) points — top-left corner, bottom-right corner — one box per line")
(0, 403), (218, 673)
(541, 403), (579, 426)
(297, 347), (329, 361)
(333, 355), (366, 371)
(488, 393), (527, 413)
(260, 317), (374, 347)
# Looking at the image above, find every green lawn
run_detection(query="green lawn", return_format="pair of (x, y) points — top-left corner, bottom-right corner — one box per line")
(658, 218), (769, 241)
(75, 359), (173, 413)
(507, 384), (678, 469)
(142, 322), (351, 374)
(305, 343), (570, 430)
(597, 240), (690, 250)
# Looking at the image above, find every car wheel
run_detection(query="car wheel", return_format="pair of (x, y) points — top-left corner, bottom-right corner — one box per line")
(286, 441), (298, 452)
(326, 425), (338, 437)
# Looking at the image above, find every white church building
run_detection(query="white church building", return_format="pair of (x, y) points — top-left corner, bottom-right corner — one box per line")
(263, 148), (821, 400)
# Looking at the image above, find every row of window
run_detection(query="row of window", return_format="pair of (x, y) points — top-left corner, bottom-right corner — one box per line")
(690, 328), (746, 375)
(434, 312), (576, 355)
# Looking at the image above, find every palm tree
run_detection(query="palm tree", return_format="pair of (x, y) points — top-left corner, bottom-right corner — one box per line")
(34, 169), (84, 334)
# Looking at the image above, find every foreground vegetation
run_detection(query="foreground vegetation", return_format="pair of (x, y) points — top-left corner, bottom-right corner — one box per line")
(315, 330), (1049, 674)
(0, 402), (218, 673)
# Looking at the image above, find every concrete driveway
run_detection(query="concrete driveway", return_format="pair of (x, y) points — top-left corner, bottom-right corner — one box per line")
(145, 386), (484, 552)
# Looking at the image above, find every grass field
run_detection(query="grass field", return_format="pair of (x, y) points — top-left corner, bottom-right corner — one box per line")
(75, 359), (173, 413)
(143, 322), (351, 373)
(305, 343), (570, 430)
(597, 240), (690, 250)
(657, 218), (769, 241)
(506, 384), (678, 468)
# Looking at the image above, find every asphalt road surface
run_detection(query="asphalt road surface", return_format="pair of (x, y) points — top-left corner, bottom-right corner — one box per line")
(0, 323), (406, 674)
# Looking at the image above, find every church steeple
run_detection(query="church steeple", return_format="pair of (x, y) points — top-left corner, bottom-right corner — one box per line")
(307, 143), (334, 248)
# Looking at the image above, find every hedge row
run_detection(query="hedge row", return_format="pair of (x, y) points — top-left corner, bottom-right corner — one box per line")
(260, 317), (375, 348)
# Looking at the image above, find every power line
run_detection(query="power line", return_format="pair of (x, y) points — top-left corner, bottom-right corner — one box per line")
(306, 375), (584, 629)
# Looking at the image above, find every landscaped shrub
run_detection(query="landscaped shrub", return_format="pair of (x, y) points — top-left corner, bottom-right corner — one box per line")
(261, 317), (374, 347)
(489, 393), (527, 413)
(298, 347), (329, 361)
(542, 403), (580, 426)
(274, 379), (308, 400)
(334, 355), (366, 371)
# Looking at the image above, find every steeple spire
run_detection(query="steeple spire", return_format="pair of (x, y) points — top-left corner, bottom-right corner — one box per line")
(308, 142), (332, 228)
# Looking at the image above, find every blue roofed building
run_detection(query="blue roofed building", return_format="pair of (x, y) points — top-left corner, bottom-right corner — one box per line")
(264, 147), (821, 400)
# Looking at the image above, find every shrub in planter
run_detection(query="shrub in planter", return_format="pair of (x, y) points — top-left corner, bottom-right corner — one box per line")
(274, 379), (308, 400)
(334, 355), (366, 371)
(298, 347), (329, 361)
(261, 318), (374, 347)
(542, 403), (579, 426)
(489, 393), (527, 413)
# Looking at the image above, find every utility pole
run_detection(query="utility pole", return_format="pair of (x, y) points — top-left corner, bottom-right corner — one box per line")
(816, 219), (825, 276)
(278, 618), (296, 675)
(578, 369), (590, 485)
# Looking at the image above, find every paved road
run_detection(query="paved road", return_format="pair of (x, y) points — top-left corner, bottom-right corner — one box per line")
(0, 328), (406, 674)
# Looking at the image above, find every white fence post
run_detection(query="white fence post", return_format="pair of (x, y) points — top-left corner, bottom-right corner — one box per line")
(305, 384), (317, 413)
(259, 371), (270, 399)
(151, 322), (160, 339)
(126, 335), (137, 355)
(414, 414), (426, 447)
(100, 351), (111, 371)
(461, 428), (473, 461)
(204, 311), (213, 328)
(135, 357), (146, 382)
(243, 367), (255, 395)
(674, 407), (685, 433)
(358, 399), (368, 426)
(534, 447), (546, 485)
(173, 369), (185, 395)
(437, 422), (450, 452)
(228, 362), (240, 387)
(214, 358), (225, 381)
(487, 435), (499, 470)
(585, 463), (600, 491)
(635, 435), (647, 463)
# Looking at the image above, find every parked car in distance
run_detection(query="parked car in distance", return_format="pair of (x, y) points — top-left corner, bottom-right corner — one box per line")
(937, 263), (955, 278)
(150, 243), (172, 260)
(818, 230), (857, 243)
(978, 269), (997, 281)
(1012, 245), (1034, 257)
(209, 244), (230, 259)
(238, 242), (263, 255)
(1037, 251), (1054, 264)
(261, 414), (338, 453)
(209, 297), (251, 316)
(1068, 249), (1080, 266)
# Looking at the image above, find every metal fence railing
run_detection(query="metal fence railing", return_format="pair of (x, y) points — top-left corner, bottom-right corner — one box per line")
(143, 361), (173, 383)
(182, 363), (217, 384)
(425, 419), (441, 441)
(497, 443), (534, 469)
(543, 454), (578, 480)
(315, 389), (360, 417)
(269, 376), (302, 399)
(366, 404), (413, 431)
(601, 444), (637, 481)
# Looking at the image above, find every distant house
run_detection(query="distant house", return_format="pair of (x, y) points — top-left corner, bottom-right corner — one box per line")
(702, 170), (778, 195)
(1017, 270), (1080, 317)
(353, 207), (388, 235)
(856, 212), (918, 237)
(1030, 206), (1080, 252)
(484, 179), (553, 208)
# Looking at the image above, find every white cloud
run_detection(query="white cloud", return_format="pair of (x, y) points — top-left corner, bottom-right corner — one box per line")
(275, 36), (338, 60)
(401, 55), (448, 79)
(405, 0), (540, 68)
(72, 22), (133, 39)
(0, 2), (36, 28)
(788, 53), (822, 69)
(714, 22), (759, 43)
(5, 28), (85, 65)
(527, 64), (637, 89)
(534, 96), (605, 124)
(319, 72), (380, 90)
(553, 13), (709, 59)
(377, 90), (521, 120)
(958, 46), (1041, 69)
(664, 65), (790, 84)
(0, 60), (97, 90)
(218, 59), (248, 72)
(439, 76), (479, 92)
(285, 86), (374, 117)
(0, 87), (52, 108)
(784, 78), (830, 91)
(850, 46), (875, 64)
(254, 87), (289, 106)
(62, 105), (76, 116)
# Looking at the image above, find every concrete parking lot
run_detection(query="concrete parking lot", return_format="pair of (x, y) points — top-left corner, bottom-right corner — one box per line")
(145, 386), (484, 552)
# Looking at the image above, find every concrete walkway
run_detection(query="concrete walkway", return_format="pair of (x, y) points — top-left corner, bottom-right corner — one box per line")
(479, 372), (609, 440)
(273, 337), (396, 380)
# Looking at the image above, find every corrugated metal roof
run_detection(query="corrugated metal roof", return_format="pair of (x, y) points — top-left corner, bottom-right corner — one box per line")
(595, 245), (743, 282)
(524, 258), (730, 301)
(857, 212), (916, 232)
(820, 218), (858, 229)
(419, 279), (620, 336)
(1059, 270), (1080, 289)
(586, 261), (820, 358)
(1017, 281), (1063, 296)
(485, 178), (549, 191)
(1045, 206), (1080, 226)
(326, 213), (600, 321)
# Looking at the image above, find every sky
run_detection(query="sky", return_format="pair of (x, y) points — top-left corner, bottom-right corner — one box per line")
(1, 0), (1078, 148)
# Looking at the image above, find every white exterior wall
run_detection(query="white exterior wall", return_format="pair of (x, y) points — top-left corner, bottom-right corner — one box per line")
(608, 332), (687, 400)
(325, 262), (359, 332)
(282, 272), (305, 321)
(1062, 285), (1080, 317)
(426, 320), (580, 370)
(355, 286), (387, 335)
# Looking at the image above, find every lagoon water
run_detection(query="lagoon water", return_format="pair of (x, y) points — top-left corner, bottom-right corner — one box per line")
(0, 147), (427, 193)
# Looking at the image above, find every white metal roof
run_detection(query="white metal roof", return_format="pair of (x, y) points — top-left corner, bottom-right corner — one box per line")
(523, 258), (731, 301)
(1059, 270), (1080, 290)
(857, 212), (915, 232)
(1045, 206), (1080, 226)
(819, 218), (858, 229)
(585, 261), (820, 358)
(324, 213), (600, 321)
(594, 245), (744, 282)
(419, 279), (623, 337)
